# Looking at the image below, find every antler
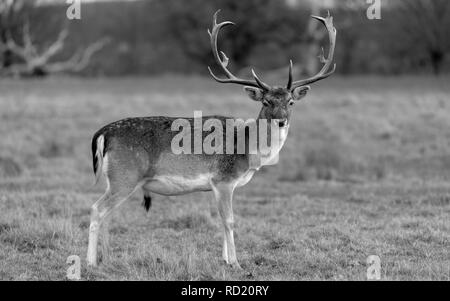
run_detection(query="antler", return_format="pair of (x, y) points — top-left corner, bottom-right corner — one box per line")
(288, 12), (337, 90)
(207, 10), (270, 90)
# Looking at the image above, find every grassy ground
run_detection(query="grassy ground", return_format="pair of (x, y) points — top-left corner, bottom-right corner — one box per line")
(0, 75), (449, 280)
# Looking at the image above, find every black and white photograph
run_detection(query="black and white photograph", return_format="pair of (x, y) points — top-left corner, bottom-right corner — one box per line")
(0, 0), (449, 285)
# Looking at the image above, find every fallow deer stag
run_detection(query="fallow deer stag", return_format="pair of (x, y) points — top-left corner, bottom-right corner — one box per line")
(87, 10), (336, 268)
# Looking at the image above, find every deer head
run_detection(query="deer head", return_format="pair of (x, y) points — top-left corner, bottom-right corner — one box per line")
(208, 10), (337, 127)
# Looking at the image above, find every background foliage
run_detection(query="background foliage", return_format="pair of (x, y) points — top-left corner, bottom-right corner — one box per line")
(1, 0), (449, 76)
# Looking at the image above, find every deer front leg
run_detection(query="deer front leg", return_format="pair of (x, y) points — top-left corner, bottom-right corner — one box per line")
(221, 227), (228, 263)
(211, 182), (241, 269)
(100, 215), (111, 261)
(209, 194), (218, 218)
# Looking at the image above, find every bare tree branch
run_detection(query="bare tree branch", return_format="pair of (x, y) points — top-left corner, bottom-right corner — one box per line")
(0, 0), (109, 76)
(46, 38), (110, 73)
(38, 28), (69, 64)
(0, 19), (110, 76)
(22, 21), (37, 57)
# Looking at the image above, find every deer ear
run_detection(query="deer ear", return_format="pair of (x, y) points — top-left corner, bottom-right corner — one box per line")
(292, 86), (310, 100)
(244, 86), (264, 102)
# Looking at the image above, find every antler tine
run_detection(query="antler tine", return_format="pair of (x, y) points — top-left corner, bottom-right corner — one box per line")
(286, 60), (293, 89)
(290, 13), (337, 89)
(251, 69), (271, 90)
(207, 10), (270, 90)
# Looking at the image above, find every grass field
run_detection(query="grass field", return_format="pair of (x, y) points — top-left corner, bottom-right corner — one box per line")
(0, 75), (450, 280)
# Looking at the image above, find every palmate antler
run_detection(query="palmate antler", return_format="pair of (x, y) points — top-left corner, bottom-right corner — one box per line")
(208, 10), (337, 91)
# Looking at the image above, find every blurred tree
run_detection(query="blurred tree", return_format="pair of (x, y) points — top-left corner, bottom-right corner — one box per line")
(395, 0), (450, 75)
(0, 0), (109, 77)
(0, 0), (30, 69)
(155, 0), (307, 74)
(0, 0), (444, 76)
(331, 0), (371, 75)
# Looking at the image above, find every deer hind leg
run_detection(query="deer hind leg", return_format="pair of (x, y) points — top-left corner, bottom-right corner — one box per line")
(87, 191), (109, 266)
(211, 181), (241, 269)
(87, 172), (141, 266)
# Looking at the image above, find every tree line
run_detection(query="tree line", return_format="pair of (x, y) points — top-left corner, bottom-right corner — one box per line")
(0, 0), (448, 77)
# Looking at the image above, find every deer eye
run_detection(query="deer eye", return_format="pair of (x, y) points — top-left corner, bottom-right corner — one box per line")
(289, 100), (294, 106)
(263, 101), (270, 107)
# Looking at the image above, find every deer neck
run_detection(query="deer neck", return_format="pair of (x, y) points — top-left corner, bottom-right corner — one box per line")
(250, 111), (290, 169)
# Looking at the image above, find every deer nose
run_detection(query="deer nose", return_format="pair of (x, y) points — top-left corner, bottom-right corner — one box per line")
(278, 119), (287, 128)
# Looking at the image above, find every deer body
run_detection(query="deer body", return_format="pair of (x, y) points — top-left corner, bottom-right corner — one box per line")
(87, 11), (336, 269)
(88, 115), (283, 267)
(92, 116), (262, 195)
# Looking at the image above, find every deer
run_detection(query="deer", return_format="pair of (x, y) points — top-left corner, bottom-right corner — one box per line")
(87, 10), (336, 268)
